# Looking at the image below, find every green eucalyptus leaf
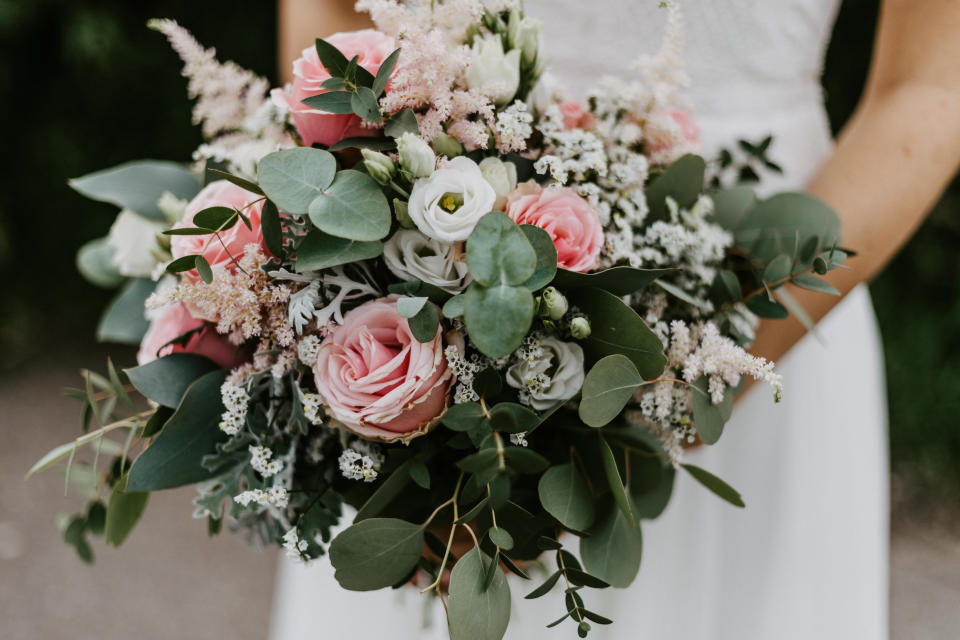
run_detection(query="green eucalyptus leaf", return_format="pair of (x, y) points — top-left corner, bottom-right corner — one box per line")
(300, 90), (355, 114)
(710, 184), (756, 231)
(464, 283), (535, 359)
(397, 296), (429, 318)
(762, 254), (793, 285)
(295, 229), (383, 272)
(579, 355), (644, 428)
(518, 225), (558, 291)
(385, 108), (419, 138)
(258, 148), (337, 214)
(193, 206), (238, 231)
(466, 212), (537, 287)
(746, 294), (789, 319)
(308, 170), (391, 241)
(329, 518), (424, 591)
(488, 402), (538, 434)
(205, 169), (264, 195)
(351, 86), (382, 122)
(525, 570), (561, 599)
(645, 154), (706, 222)
(409, 461), (430, 490)
(104, 481), (148, 546)
(373, 48), (401, 96)
(791, 273), (840, 296)
(69, 160), (200, 220)
(124, 353), (219, 408)
(580, 499), (643, 588)
(97, 278), (154, 344)
(448, 548), (511, 640)
(261, 200), (284, 258)
(552, 266), (674, 296)
(735, 193), (841, 263)
(681, 463), (745, 507)
(598, 436), (635, 528)
(570, 288), (666, 379)
(488, 526), (514, 551)
(354, 459), (414, 522)
(408, 301), (441, 343)
(314, 38), (350, 77)
(442, 294), (466, 318)
(195, 255), (213, 284)
(503, 447), (549, 474)
(537, 463), (596, 531)
(328, 137), (396, 152)
(691, 376), (733, 445)
(441, 402), (487, 432)
(631, 462), (675, 519)
(126, 370), (229, 491)
(76, 238), (124, 289)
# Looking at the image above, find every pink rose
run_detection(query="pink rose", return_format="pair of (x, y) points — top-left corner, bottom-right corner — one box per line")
(137, 302), (248, 370)
(170, 180), (267, 283)
(313, 296), (453, 443)
(272, 29), (395, 147)
(558, 100), (596, 131)
(505, 182), (604, 273)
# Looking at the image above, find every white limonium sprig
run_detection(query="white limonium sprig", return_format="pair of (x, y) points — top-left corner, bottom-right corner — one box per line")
(249, 445), (283, 478)
(219, 379), (250, 436)
(495, 100), (534, 153)
(338, 441), (385, 482)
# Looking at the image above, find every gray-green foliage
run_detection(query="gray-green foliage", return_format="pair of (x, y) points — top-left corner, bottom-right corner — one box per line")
(447, 548), (512, 640)
(329, 518), (424, 590)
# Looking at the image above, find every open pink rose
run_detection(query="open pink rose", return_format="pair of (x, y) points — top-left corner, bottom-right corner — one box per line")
(137, 302), (248, 369)
(505, 182), (604, 273)
(170, 180), (267, 283)
(272, 29), (395, 147)
(558, 100), (596, 130)
(313, 296), (453, 443)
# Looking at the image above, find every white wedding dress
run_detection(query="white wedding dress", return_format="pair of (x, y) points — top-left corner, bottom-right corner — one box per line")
(270, 1), (889, 638)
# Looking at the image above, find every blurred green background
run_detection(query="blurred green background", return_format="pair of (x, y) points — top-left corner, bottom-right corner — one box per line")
(0, 0), (956, 516)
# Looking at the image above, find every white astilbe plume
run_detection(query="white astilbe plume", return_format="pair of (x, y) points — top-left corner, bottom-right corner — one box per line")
(631, 1), (691, 110)
(148, 19), (270, 139)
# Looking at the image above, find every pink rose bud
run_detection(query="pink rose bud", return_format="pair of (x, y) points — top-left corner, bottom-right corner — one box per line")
(558, 100), (597, 131)
(137, 302), (248, 369)
(169, 180), (268, 283)
(312, 296), (454, 443)
(272, 29), (395, 147)
(505, 182), (604, 273)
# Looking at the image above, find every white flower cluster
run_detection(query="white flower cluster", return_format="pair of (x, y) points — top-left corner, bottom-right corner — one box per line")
(299, 391), (325, 426)
(282, 527), (310, 563)
(233, 486), (289, 509)
(338, 441), (385, 483)
(533, 105), (607, 185)
(445, 345), (483, 404)
(219, 380), (250, 436)
(496, 100), (534, 153)
(249, 445), (283, 478)
(296, 335), (322, 366)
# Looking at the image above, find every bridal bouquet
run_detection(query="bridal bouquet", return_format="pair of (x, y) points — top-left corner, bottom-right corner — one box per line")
(31, 2), (848, 638)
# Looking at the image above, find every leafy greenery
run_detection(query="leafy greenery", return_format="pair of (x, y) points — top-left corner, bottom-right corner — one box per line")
(329, 518), (424, 590)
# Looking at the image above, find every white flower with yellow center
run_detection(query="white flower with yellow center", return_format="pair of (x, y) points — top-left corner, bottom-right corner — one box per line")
(407, 156), (497, 242)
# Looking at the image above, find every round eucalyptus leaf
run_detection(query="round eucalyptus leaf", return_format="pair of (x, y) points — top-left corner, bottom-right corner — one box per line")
(734, 192), (841, 262)
(294, 229), (383, 272)
(691, 375), (733, 445)
(519, 224), (558, 291)
(257, 148), (336, 214)
(76, 238), (124, 289)
(579, 355), (644, 428)
(645, 154), (706, 222)
(308, 170), (391, 241)
(537, 463), (596, 531)
(441, 402), (487, 432)
(329, 518), (424, 591)
(464, 284), (535, 359)
(442, 294), (466, 318)
(466, 212), (537, 287)
(580, 500), (643, 588)
(448, 548), (511, 640)
(488, 526), (514, 551)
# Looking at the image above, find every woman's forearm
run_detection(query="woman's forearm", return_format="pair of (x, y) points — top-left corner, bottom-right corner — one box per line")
(278, 0), (373, 83)
(750, 80), (960, 363)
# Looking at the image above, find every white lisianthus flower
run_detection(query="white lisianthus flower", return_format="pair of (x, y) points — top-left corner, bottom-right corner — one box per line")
(466, 36), (521, 106)
(383, 230), (470, 294)
(106, 209), (167, 277)
(506, 336), (585, 410)
(407, 156), (497, 242)
(478, 157), (517, 211)
(396, 132), (436, 178)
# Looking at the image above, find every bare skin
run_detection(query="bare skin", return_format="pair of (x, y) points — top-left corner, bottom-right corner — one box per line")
(278, 0), (960, 366)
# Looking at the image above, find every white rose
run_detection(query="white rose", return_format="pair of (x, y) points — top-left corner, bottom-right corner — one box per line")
(466, 36), (521, 106)
(478, 157), (517, 211)
(506, 336), (585, 410)
(407, 156), (497, 242)
(106, 209), (167, 277)
(383, 230), (470, 294)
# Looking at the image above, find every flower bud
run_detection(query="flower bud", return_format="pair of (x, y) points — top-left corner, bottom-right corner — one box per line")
(540, 286), (569, 321)
(478, 157), (517, 210)
(570, 316), (591, 340)
(508, 10), (544, 68)
(361, 149), (396, 185)
(466, 36), (521, 106)
(396, 132), (437, 179)
(431, 133), (464, 158)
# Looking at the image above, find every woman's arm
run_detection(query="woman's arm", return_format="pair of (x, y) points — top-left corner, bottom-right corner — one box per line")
(750, 0), (960, 363)
(278, 0), (373, 83)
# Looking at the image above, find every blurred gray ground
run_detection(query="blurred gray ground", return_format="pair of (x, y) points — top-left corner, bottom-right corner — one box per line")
(1, 348), (958, 640)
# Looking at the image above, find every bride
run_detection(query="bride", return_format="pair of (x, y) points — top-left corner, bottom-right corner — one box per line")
(270, 1), (960, 638)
